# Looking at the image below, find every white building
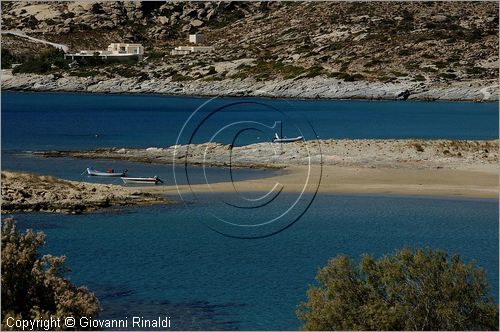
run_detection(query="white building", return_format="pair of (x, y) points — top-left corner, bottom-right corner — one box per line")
(189, 33), (205, 44)
(107, 43), (144, 56)
(65, 43), (145, 61)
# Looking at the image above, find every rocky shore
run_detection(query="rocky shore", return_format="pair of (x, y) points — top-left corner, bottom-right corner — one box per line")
(2, 71), (498, 101)
(34, 139), (499, 170)
(1, 171), (172, 214)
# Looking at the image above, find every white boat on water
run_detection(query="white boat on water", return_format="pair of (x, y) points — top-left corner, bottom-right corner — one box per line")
(86, 167), (126, 177)
(121, 176), (163, 185)
(272, 133), (303, 143)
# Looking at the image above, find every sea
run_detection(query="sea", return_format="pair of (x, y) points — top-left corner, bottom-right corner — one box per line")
(1, 91), (498, 330)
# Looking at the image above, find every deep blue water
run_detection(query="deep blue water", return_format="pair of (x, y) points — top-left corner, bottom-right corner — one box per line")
(10, 194), (499, 330)
(2, 91), (498, 152)
(2, 92), (499, 330)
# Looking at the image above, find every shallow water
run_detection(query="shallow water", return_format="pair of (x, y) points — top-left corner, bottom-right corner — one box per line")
(1, 152), (280, 186)
(10, 194), (499, 330)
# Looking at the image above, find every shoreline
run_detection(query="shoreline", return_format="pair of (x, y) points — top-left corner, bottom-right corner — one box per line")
(3, 88), (499, 104)
(24, 138), (499, 199)
(2, 71), (498, 102)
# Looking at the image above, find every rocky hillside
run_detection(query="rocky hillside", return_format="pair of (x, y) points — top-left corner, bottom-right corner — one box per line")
(1, 1), (498, 86)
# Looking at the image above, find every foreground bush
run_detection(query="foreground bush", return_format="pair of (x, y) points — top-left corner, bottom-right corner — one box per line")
(297, 248), (498, 330)
(1, 218), (100, 330)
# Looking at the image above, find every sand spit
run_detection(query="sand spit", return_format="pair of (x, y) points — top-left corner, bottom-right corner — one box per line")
(36, 139), (498, 170)
(1, 171), (172, 214)
(30, 139), (499, 199)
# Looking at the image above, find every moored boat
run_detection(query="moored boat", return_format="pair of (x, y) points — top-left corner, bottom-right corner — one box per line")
(272, 133), (303, 143)
(86, 167), (127, 177)
(121, 176), (163, 184)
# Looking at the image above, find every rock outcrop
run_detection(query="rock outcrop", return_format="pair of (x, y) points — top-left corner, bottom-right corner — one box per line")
(1, 171), (171, 214)
(2, 71), (497, 101)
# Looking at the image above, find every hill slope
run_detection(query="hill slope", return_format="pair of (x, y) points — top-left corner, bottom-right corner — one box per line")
(1, 1), (498, 98)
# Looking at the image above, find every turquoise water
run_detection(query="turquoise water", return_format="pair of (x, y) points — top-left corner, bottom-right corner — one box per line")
(10, 194), (499, 330)
(2, 91), (498, 152)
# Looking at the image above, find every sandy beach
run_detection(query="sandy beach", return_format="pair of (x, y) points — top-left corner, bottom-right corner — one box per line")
(139, 164), (498, 199)
(34, 139), (499, 199)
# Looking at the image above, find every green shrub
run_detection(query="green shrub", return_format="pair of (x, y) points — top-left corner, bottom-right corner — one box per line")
(171, 73), (193, 81)
(405, 61), (420, 70)
(398, 49), (411, 56)
(13, 48), (68, 74)
(297, 248), (498, 331)
(330, 72), (364, 82)
(414, 74), (426, 81)
(390, 71), (407, 77)
(146, 51), (166, 60)
(203, 76), (224, 82)
(1, 218), (100, 330)
(114, 66), (148, 79)
(207, 66), (217, 75)
(421, 66), (438, 73)
(1, 49), (19, 69)
(304, 66), (325, 78)
(466, 66), (487, 75)
(434, 61), (447, 69)
(439, 72), (457, 80)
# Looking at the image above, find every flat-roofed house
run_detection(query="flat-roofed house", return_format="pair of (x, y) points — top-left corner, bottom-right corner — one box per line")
(107, 43), (144, 57)
(65, 43), (145, 61)
(189, 33), (205, 44)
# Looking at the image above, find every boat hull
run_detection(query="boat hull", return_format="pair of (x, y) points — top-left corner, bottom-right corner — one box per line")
(273, 136), (303, 143)
(86, 168), (125, 177)
(121, 177), (162, 184)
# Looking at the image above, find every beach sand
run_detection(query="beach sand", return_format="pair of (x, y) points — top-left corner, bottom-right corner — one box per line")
(141, 164), (499, 199)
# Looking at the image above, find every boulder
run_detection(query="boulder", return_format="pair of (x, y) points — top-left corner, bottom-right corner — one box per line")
(431, 15), (448, 22)
(191, 19), (204, 27)
(158, 16), (169, 25)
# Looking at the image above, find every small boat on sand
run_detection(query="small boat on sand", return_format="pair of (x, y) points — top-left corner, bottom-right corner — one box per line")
(272, 133), (303, 143)
(121, 176), (163, 185)
(86, 167), (127, 177)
